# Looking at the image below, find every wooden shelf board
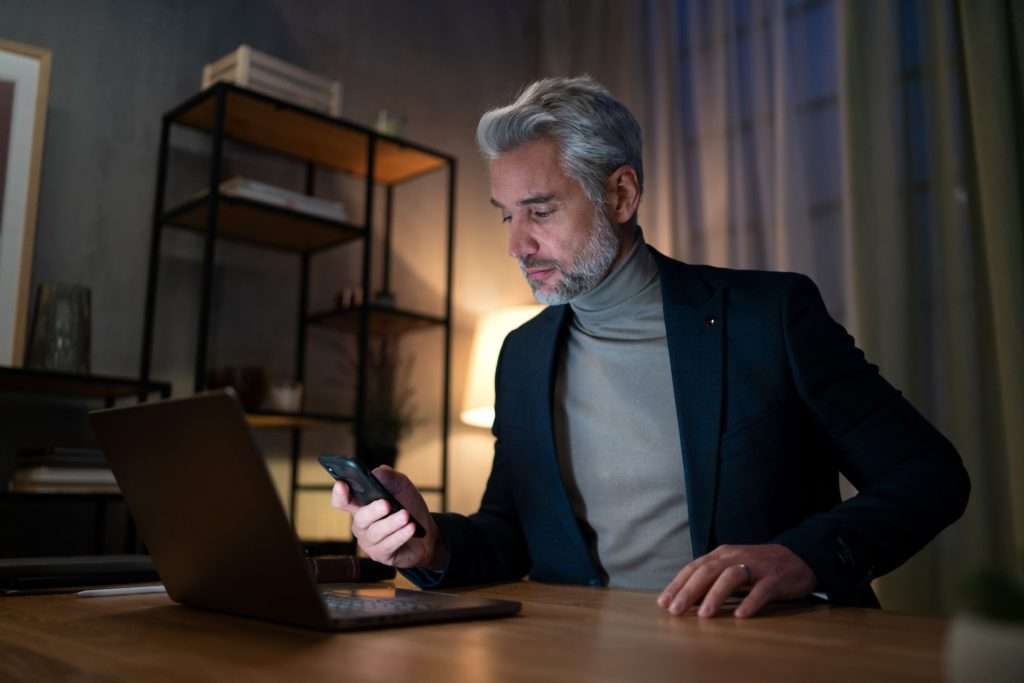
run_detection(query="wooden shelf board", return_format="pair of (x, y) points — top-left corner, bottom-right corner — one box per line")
(0, 367), (171, 400)
(246, 411), (352, 430)
(163, 195), (363, 252)
(307, 305), (446, 336)
(173, 85), (448, 185)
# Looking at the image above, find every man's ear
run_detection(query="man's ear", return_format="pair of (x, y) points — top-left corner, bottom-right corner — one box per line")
(604, 165), (641, 224)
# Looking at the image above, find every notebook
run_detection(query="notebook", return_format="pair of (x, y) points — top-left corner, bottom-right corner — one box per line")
(88, 390), (520, 631)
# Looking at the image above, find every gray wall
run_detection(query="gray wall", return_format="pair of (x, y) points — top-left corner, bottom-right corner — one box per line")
(2, 0), (544, 528)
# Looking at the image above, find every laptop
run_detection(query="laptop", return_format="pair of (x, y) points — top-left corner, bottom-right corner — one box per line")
(88, 390), (521, 631)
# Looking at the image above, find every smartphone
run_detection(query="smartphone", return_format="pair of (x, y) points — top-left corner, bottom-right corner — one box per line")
(318, 454), (425, 538)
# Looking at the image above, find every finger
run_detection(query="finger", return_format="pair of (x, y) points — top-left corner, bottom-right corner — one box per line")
(362, 509), (411, 546)
(372, 466), (429, 528)
(668, 563), (721, 615)
(658, 557), (706, 608)
(734, 579), (776, 618)
(372, 522), (418, 564)
(373, 466), (414, 500)
(351, 498), (390, 536)
(697, 564), (749, 618)
(330, 481), (359, 513)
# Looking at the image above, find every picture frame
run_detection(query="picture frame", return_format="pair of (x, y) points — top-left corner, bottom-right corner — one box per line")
(0, 39), (51, 367)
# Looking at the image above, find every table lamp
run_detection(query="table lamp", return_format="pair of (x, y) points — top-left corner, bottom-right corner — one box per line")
(461, 305), (544, 428)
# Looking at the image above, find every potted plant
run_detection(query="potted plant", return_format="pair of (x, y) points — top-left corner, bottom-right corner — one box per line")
(358, 336), (418, 471)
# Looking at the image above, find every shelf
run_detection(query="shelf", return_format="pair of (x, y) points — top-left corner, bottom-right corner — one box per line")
(162, 195), (363, 253)
(307, 304), (446, 336)
(171, 84), (450, 185)
(245, 410), (353, 430)
(0, 367), (171, 400)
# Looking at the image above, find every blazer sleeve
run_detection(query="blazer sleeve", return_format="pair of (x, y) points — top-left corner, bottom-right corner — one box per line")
(403, 339), (532, 589)
(771, 275), (970, 602)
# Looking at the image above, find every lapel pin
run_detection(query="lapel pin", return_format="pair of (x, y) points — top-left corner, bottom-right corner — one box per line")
(704, 317), (717, 328)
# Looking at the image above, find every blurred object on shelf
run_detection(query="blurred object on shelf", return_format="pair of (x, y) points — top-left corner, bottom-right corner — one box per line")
(269, 382), (303, 413)
(202, 44), (342, 117)
(374, 109), (405, 136)
(10, 447), (116, 494)
(205, 365), (268, 411)
(334, 287), (363, 309)
(26, 283), (91, 374)
(372, 290), (396, 308)
(190, 177), (347, 222)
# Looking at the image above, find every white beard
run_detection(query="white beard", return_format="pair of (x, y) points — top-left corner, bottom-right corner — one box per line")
(522, 209), (621, 305)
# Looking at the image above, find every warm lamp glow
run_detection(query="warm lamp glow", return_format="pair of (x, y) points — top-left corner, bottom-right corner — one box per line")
(461, 305), (545, 428)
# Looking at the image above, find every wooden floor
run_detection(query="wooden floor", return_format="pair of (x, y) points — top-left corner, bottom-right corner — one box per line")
(0, 580), (947, 682)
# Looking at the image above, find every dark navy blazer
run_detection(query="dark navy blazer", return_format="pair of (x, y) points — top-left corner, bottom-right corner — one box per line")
(411, 249), (970, 606)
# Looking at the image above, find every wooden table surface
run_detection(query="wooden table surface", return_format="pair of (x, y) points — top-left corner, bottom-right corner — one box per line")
(0, 581), (948, 682)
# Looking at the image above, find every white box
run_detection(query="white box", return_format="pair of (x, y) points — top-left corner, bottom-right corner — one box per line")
(202, 44), (343, 117)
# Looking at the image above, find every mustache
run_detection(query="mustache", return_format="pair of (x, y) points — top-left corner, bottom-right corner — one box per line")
(519, 257), (562, 271)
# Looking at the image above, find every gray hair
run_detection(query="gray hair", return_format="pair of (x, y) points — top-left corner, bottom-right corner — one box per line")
(476, 76), (644, 207)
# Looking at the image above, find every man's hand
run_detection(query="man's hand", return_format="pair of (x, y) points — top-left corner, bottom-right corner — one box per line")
(657, 544), (816, 618)
(330, 465), (447, 571)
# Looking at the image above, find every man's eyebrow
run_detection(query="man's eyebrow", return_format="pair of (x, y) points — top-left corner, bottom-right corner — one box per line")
(517, 194), (556, 206)
(489, 194), (557, 210)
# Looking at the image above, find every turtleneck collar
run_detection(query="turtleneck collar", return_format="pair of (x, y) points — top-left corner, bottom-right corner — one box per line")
(568, 227), (663, 340)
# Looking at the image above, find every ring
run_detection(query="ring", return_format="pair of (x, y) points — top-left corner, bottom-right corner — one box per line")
(737, 563), (752, 584)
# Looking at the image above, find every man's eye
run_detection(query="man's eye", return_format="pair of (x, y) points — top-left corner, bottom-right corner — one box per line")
(533, 210), (553, 220)
(501, 215), (512, 223)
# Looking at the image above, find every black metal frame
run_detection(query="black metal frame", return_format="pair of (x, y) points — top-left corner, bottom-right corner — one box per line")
(139, 83), (456, 535)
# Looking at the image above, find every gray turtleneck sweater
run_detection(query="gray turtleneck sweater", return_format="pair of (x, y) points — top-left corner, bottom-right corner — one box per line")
(553, 230), (692, 590)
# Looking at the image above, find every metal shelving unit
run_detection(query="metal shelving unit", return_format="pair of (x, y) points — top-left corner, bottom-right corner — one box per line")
(138, 83), (455, 535)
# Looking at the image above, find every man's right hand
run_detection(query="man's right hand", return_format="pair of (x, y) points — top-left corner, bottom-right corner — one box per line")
(330, 465), (448, 571)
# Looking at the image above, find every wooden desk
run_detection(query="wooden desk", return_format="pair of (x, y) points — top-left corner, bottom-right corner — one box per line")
(0, 581), (946, 682)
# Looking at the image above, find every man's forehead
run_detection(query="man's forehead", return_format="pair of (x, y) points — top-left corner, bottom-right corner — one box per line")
(489, 140), (575, 208)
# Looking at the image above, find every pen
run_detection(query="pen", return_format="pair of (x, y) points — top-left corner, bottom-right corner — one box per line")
(77, 584), (167, 598)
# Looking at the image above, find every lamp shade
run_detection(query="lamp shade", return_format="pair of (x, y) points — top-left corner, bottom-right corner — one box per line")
(461, 305), (544, 428)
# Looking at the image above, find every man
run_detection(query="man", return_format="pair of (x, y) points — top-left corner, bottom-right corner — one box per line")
(332, 76), (970, 618)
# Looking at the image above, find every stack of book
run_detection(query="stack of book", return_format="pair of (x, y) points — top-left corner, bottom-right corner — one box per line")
(10, 447), (118, 494)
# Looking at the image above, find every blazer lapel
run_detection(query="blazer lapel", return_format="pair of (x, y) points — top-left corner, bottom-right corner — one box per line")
(654, 251), (725, 557)
(528, 304), (601, 580)
(534, 305), (571, 461)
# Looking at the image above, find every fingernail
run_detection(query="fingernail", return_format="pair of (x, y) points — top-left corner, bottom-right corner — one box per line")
(698, 606), (711, 618)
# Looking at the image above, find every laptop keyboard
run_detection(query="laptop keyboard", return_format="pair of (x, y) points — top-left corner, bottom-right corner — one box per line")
(321, 593), (439, 616)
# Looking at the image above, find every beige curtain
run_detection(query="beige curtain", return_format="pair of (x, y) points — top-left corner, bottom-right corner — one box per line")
(956, 0), (1024, 577)
(840, 0), (1024, 612)
(542, 0), (851, 309)
(540, 0), (1023, 614)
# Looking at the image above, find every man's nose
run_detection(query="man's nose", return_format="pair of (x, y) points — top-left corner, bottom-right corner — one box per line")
(507, 216), (538, 259)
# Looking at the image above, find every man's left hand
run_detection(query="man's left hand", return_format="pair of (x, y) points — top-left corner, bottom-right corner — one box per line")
(657, 544), (817, 618)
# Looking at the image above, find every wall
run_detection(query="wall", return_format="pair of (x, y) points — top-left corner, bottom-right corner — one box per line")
(1, 0), (542, 539)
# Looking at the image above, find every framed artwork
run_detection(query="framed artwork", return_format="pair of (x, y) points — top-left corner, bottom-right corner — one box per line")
(0, 39), (51, 367)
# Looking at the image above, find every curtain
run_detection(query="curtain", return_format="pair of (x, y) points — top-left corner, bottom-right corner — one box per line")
(541, 1), (850, 314)
(840, 0), (1024, 611)
(955, 0), (1024, 577)
(539, 0), (1023, 615)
